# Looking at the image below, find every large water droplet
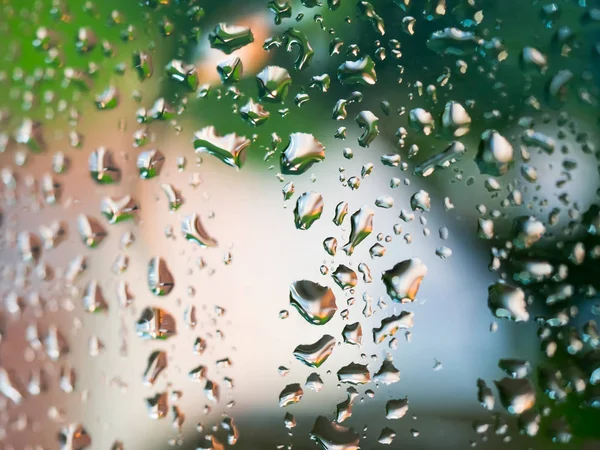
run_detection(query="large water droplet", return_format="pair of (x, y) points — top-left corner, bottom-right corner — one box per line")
(343, 207), (374, 255)
(289, 280), (337, 325)
(280, 133), (325, 175)
(382, 258), (427, 302)
(148, 257), (175, 296)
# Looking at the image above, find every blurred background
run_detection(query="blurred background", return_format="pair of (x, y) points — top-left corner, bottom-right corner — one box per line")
(0, 0), (599, 449)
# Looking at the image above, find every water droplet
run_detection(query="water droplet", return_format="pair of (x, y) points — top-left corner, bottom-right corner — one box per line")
(165, 59), (199, 91)
(337, 56), (377, 86)
(257, 66), (292, 103)
(310, 416), (360, 450)
(512, 216), (545, 249)
(181, 213), (218, 247)
(487, 282), (529, 322)
(426, 28), (482, 56)
(146, 392), (169, 419)
(282, 28), (314, 71)
(355, 111), (379, 147)
(209, 23), (254, 54)
(137, 149), (164, 179)
(498, 359), (532, 379)
(143, 351), (167, 386)
(494, 377), (536, 415)
(294, 191), (323, 230)
(378, 427), (396, 445)
(101, 195), (139, 224)
(240, 98), (270, 126)
(442, 101), (471, 137)
(279, 383), (304, 407)
(475, 130), (514, 176)
(161, 184), (183, 210)
(342, 322), (362, 346)
(95, 86), (119, 110)
(337, 362), (370, 384)
(385, 397), (409, 419)
(193, 126), (250, 169)
(374, 357), (401, 385)
(382, 258), (427, 302)
(373, 311), (414, 343)
(290, 280), (337, 325)
(77, 214), (106, 248)
(58, 424), (91, 450)
(332, 264), (358, 290)
(82, 280), (108, 313)
(136, 307), (176, 340)
(476, 379), (495, 410)
(343, 207), (374, 255)
(333, 201), (349, 226)
(280, 133), (325, 175)
(323, 237), (338, 256)
(148, 257), (175, 296)
(409, 108), (434, 135)
(89, 147), (120, 183)
(294, 334), (336, 367)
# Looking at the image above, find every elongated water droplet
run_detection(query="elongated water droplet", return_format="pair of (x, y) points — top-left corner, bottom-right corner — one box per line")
(143, 351), (167, 386)
(343, 207), (374, 255)
(293, 334), (336, 367)
(294, 191), (323, 230)
(373, 311), (414, 343)
(414, 141), (466, 177)
(148, 257), (174, 296)
(333, 201), (349, 226)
